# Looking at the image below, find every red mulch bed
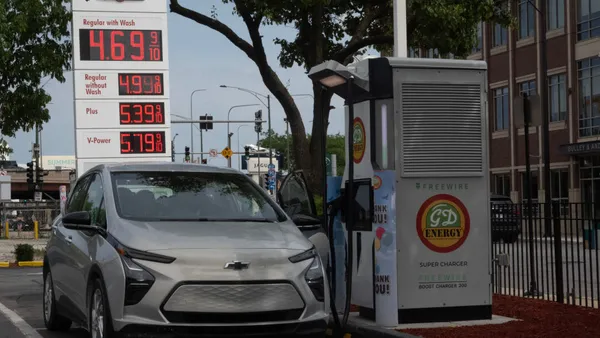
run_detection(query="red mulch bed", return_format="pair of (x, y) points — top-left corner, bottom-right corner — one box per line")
(400, 294), (600, 338)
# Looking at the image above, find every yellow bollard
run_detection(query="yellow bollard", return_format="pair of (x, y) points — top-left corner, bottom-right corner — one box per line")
(4, 221), (8, 239)
(34, 221), (39, 240)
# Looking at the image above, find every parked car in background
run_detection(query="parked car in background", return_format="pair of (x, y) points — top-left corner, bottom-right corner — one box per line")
(491, 194), (521, 243)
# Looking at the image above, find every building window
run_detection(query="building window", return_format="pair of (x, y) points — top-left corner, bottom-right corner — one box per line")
(550, 169), (569, 215)
(408, 47), (419, 58)
(577, 0), (600, 41)
(492, 173), (511, 197)
(549, 73), (567, 122)
(518, 0), (536, 40)
(493, 23), (508, 47)
(547, 0), (565, 31)
(578, 56), (600, 137)
(521, 171), (539, 203)
(494, 87), (510, 131)
(472, 22), (483, 54)
(519, 80), (537, 97)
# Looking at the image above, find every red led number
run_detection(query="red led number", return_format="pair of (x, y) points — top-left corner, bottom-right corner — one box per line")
(120, 133), (131, 153)
(89, 30), (105, 60)
(119, 103), (165, 124)
(110, 31), (125, 61)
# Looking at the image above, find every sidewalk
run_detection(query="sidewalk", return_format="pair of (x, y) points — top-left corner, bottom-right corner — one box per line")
(0, 239), (48, 263)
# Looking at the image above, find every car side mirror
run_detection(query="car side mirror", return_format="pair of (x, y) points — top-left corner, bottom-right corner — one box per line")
(63, 211), (100, 233)
(291, 213), (321, 228)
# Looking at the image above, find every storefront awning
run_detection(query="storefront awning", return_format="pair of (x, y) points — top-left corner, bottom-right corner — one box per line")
(560, 140), (600, 156)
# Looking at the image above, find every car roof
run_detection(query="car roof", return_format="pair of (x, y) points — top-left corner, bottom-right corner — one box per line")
(87, 162), (241, 174)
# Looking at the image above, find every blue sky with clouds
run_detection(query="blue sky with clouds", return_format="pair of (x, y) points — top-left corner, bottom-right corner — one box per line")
(7, 0), (377, 167)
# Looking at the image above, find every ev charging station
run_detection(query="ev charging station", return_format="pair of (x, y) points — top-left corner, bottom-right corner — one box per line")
(310, 57), (492, 327)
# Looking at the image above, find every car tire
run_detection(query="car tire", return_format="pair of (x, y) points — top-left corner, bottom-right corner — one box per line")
(89, 278), (116, 338)
(43, 270), (72, 331)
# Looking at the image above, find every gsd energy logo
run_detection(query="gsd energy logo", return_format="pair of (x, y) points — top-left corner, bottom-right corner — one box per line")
(373, 175), (382, 190)
(416, 194), (470, 253)
(352, 117), (366, 163)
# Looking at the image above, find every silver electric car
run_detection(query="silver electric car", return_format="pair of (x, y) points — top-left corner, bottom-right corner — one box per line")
(43, 163), (329, 337)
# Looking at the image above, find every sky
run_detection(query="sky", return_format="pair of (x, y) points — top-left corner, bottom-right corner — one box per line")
(7, 0), (377, 168)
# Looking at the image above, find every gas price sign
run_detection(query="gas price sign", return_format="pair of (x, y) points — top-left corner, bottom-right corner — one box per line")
(72, 6), (171, 174)
(118, 73), (164, 95)
(79, 29), (163, 62)
(120, 131), (166, 154)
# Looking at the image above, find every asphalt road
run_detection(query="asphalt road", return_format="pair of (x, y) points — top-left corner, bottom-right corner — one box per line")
(0, 268), (87, 338)
(0, 268), (377, 338)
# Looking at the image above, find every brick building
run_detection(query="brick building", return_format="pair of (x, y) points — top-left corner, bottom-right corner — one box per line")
(411, 0), (599, 210)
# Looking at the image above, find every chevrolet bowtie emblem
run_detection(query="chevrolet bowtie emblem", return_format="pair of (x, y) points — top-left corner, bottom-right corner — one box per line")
(224, 261), (250, 270)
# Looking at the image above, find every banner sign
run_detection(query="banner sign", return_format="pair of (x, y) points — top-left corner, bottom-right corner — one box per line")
(373, 170), (398, 326)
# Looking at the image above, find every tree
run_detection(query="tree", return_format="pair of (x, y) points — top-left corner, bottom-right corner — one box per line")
(0, 1), (71, 146)
(169, 0), (513, 193)
(260, 130), (345, 175)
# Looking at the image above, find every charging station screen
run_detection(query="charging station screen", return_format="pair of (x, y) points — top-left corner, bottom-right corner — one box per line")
(343, 178), (373, 231)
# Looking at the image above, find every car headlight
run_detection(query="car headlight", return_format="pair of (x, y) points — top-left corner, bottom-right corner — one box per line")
(289, 247), (325, 302)
(108, 236), (175, 306)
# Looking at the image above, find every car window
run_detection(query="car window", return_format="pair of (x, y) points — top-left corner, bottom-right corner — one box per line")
(66, 175), (91, 213)
(110, 171), (287, 222)
(82, 174), (106, 227)
(279, 174), (314, 216)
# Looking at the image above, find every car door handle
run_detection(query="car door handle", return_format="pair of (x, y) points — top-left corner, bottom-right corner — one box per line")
(66, 236), (73, 244)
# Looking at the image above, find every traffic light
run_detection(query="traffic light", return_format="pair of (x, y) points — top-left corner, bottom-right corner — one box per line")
(254, 110), (263, 133)
(201, 159), (207, 164)
(36, 166), (48, 186)
(244, 146), (250, 158)
(184, 146), (190, 162)
(26, 162), (34, 185)
(263, 173), (269, 189)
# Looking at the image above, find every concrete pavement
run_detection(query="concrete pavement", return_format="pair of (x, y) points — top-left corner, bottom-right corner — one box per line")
(0, 239), (47, 263)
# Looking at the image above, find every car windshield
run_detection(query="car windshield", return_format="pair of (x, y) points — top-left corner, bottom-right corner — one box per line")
(110, 171), (286, 222)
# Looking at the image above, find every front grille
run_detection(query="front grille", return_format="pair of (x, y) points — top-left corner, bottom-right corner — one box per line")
(161, 282), (305, 324)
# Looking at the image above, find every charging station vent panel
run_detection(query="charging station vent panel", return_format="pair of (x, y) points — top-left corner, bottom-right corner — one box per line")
(400, 82), (483, 176)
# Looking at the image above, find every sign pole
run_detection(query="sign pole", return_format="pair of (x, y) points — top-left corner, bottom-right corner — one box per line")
(392, 0), (408, 57)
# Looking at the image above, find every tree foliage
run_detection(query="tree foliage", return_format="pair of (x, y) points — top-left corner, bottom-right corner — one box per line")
(260, 130), (346, 174)
(0, 0), (71, 148)
(169, 0), (514, 193)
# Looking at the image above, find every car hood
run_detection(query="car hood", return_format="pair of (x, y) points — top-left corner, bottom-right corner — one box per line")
(110, 220), (311, 251)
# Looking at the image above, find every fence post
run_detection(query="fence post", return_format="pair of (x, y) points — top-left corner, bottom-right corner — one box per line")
(552, 201), (564, 303)
(34, 221), (39, 240)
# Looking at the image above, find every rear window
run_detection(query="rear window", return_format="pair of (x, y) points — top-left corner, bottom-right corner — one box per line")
(110, 171), (286, 222)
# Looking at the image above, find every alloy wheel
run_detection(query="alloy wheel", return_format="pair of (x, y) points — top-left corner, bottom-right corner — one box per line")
(43, 273), (53, 321)
(91, 289), (104, 338)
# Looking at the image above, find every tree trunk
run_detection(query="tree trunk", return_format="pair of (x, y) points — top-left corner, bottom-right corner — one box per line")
(306, 83), (334, 195)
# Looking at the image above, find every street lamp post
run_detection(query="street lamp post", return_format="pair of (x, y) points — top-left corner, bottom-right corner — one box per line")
(190, 89), (207, 163)
(220, 85), (272, 168)
(226, 104), (260, 168)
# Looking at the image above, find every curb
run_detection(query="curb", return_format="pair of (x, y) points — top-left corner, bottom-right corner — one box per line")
(0, 261), (43, 268)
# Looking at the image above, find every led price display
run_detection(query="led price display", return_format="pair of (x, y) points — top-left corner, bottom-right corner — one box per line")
(120, 131), (166, 154)
(118, 73), (164, 96)
(120, 102), (165, 125)
(79, 29), (163, 61)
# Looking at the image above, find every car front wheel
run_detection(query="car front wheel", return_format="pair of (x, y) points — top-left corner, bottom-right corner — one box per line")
(43, 270), (72, 331)
(89, 278), (115, 338)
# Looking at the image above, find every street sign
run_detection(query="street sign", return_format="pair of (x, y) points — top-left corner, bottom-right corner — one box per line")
(221, 147), (233, 159)
(0, 171), (6, 176)
(209, 149), (218, 157)
(71, 1), (172, 177)
(34, 191), (42, 202)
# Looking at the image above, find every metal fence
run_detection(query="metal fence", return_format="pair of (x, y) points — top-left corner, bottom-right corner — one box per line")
(1, 201), (60, 239)
(491, 202), (600, 309)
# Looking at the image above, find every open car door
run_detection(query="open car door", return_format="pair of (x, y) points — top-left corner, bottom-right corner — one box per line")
(277, 170), (317, 219)
(277, 170), (329, 263)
